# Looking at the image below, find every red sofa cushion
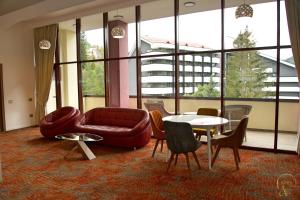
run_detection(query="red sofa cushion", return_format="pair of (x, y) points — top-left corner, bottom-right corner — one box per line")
(84, 108), (146, 128)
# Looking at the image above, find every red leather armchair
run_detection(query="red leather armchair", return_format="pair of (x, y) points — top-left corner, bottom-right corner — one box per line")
(40, 106), (81, 138)
(75, 107), (152, 148)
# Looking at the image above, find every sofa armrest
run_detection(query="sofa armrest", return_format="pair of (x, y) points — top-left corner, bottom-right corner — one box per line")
(130, 113), (150, 134)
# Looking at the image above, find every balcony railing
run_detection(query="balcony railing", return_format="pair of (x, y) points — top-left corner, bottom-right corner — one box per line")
(82, 96), (298, 133)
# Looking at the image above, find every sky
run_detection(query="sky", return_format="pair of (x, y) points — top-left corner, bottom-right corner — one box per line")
(84, 1), (292, 60)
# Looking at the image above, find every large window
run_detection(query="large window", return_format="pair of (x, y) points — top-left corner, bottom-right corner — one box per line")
(52, 0), (298, 153)
(60, 64), (79, 109)
(80, 14), (105, 111)
(59, 20), (77, 63)
(141, 0), (175, 55)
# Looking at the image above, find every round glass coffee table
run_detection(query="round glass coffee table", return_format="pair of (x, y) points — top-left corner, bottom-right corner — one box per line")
(55, 133), (103, 160)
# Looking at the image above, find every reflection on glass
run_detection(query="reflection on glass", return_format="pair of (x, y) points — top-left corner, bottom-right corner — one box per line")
(225, 1), (277, 49)
(108, 6), (135, 58)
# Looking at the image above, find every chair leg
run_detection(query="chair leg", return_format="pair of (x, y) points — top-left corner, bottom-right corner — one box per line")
(232, 148), (240, 170)
(192, 151), (201, 169)
(160, 140), (163, 152)
(184, 153), (191, 177)
(212, 146), (221, 167)
(174, 154), (178, 166)
(235, 148), (241, 162)
(166, 152), (175, 173)
(152, 139), (160, 157)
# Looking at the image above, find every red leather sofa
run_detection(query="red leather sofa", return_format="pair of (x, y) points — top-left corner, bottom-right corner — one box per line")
(40, 106), (81, 138)
(74, 107), (152, 148)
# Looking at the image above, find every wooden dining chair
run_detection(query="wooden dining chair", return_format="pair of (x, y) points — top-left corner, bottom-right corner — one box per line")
(149, 110), (166, 157)
(164, 120), (202, 176)
(193, 108), (219, 141)
(211, 117), (249, 170)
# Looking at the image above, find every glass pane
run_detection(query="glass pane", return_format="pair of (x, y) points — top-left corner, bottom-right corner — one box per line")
(225, 49), (277, 149)
(225, 1), (277, 49)
(179, 52), (221, 114)
(46, 73), (56, 114)
(128, 58), (137, 109)
(280, 0), (291, 46)
(224, 100), (275, 149)
(278, 49), (299, 100)
(108, 6), (135, 58)
(60, 64), (79, 108)
(179, 0), (221, 50)
(278, 48), (298, 151)
(141, 0), (174, 56)
(81, 14), (104, 61)
(225, 50), (276, 99)
(141, 56), (175, 114)
(59, 20), (77, 62)
(82, 62), (105, 112)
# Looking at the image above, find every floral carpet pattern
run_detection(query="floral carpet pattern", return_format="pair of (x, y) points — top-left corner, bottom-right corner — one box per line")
(0, 127), (299, 200)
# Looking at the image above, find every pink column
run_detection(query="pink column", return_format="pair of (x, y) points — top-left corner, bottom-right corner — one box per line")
(108, 20), (129, 107)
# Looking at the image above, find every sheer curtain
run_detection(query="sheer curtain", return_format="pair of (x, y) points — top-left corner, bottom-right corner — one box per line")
(285, 0), (300, 154)
(34, 24), (58, 124)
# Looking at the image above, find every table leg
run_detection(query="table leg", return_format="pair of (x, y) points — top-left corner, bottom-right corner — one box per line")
(77, 141), (96, 160)
(207, 128), (212, 170)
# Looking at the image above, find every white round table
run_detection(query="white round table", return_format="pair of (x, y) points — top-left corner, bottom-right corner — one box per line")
(163, 114), (228, 170)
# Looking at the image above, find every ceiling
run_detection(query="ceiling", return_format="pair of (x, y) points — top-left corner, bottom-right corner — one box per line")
(0, 0), (129, 30)
(65, 0), (275, 32)
(0, 0), (274, 31)
(0, 0), (46, 16)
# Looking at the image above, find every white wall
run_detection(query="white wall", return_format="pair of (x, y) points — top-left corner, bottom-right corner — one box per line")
(0, 23), (35, 130)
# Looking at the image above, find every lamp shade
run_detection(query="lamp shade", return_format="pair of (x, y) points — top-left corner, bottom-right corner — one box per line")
(39, 40), (51, 49)
(111, 26), (125, 39)
(235, 3), (253, 19)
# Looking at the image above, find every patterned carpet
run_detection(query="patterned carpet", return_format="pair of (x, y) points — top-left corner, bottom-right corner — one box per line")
(0, 127), (299, 200)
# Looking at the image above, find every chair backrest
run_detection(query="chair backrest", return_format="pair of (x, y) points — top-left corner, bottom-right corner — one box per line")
(149, 110), (165, 139)
(164, 121), (199, 153)
(146, 99), (164, 106)
(144, 102), (171, 117)
(224, 105), (252, 120)
(197, 108), (219, 116)
(229, 117), (249, 146)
